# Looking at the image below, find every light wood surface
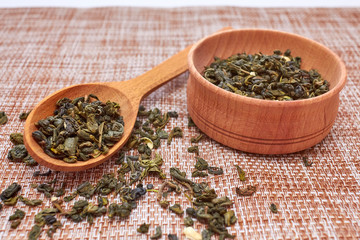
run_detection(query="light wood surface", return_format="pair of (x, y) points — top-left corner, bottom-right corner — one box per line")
(23, 28), (231, 172)
(187, 29), (347, 154)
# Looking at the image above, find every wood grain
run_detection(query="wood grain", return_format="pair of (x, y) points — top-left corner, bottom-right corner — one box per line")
(187, 29), (347, 154)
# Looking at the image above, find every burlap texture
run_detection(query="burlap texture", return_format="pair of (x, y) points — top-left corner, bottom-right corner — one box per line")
(0, 7), (359, 240)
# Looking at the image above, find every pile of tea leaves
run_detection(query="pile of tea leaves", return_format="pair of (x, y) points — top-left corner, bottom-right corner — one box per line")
(32, 94), (125, 163)
(203, 49), (329, 100)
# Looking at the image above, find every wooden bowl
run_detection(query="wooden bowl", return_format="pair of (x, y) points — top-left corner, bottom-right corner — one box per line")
(187, 29), (346, 154)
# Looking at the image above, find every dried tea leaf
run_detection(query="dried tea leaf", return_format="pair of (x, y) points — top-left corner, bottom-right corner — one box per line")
(28, 224), (42, 240)
(0, 183), (21, 201)
(187, 146), (199, 155)
(19, 111), (31, 120)
(235, 165), (246, 181)
(10, 219), (22, 229)
(235, 185), (256, 196)
(184, 216), (194, 226)
(167, 127), (183, 145)
(190, 134), (203, 143)
(270, 203), (278, 213)
(194, 157), (208, 171)
(207, 166), (223, 175)
(168, 234), (179, 240)
(9, 209), (25, 220)
(169, 203), (184, 215)
(150, 226), (162, 239)
(303, 156), (313, 167)
(191, 170), (208, 178)
(0, 111), (8, 125)
(10, 133), (24, 145)
(137, 223), (150, 233)
(224, 210), (237, 226)
(19, 196), (43, 206)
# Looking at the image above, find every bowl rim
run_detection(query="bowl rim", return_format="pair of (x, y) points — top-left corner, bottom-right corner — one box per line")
(188, 28), (347, 107)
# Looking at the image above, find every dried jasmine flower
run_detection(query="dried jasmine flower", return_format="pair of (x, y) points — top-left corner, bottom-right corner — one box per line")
(183, 227), (202, 240)
(235, 185), (256, 196)
(137, 223), (150, 234)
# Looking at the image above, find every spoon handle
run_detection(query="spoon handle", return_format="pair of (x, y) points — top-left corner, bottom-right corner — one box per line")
(114, 44), (192, 100)
(114, 27), (232, 100)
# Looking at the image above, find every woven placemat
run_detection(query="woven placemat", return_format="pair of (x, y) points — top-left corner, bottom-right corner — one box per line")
(0, 7), (359, 240)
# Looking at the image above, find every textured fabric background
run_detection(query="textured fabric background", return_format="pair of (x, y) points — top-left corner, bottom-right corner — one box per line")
(0, 7), (359, 240)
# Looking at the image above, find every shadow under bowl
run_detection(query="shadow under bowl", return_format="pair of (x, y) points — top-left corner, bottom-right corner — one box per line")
(187, 29), (346, 154)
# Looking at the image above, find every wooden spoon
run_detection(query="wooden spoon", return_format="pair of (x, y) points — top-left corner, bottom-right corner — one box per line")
(24, 28), (231, 171)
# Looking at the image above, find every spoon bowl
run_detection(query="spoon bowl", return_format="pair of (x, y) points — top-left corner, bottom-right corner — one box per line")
(24, 83), (137, 171)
